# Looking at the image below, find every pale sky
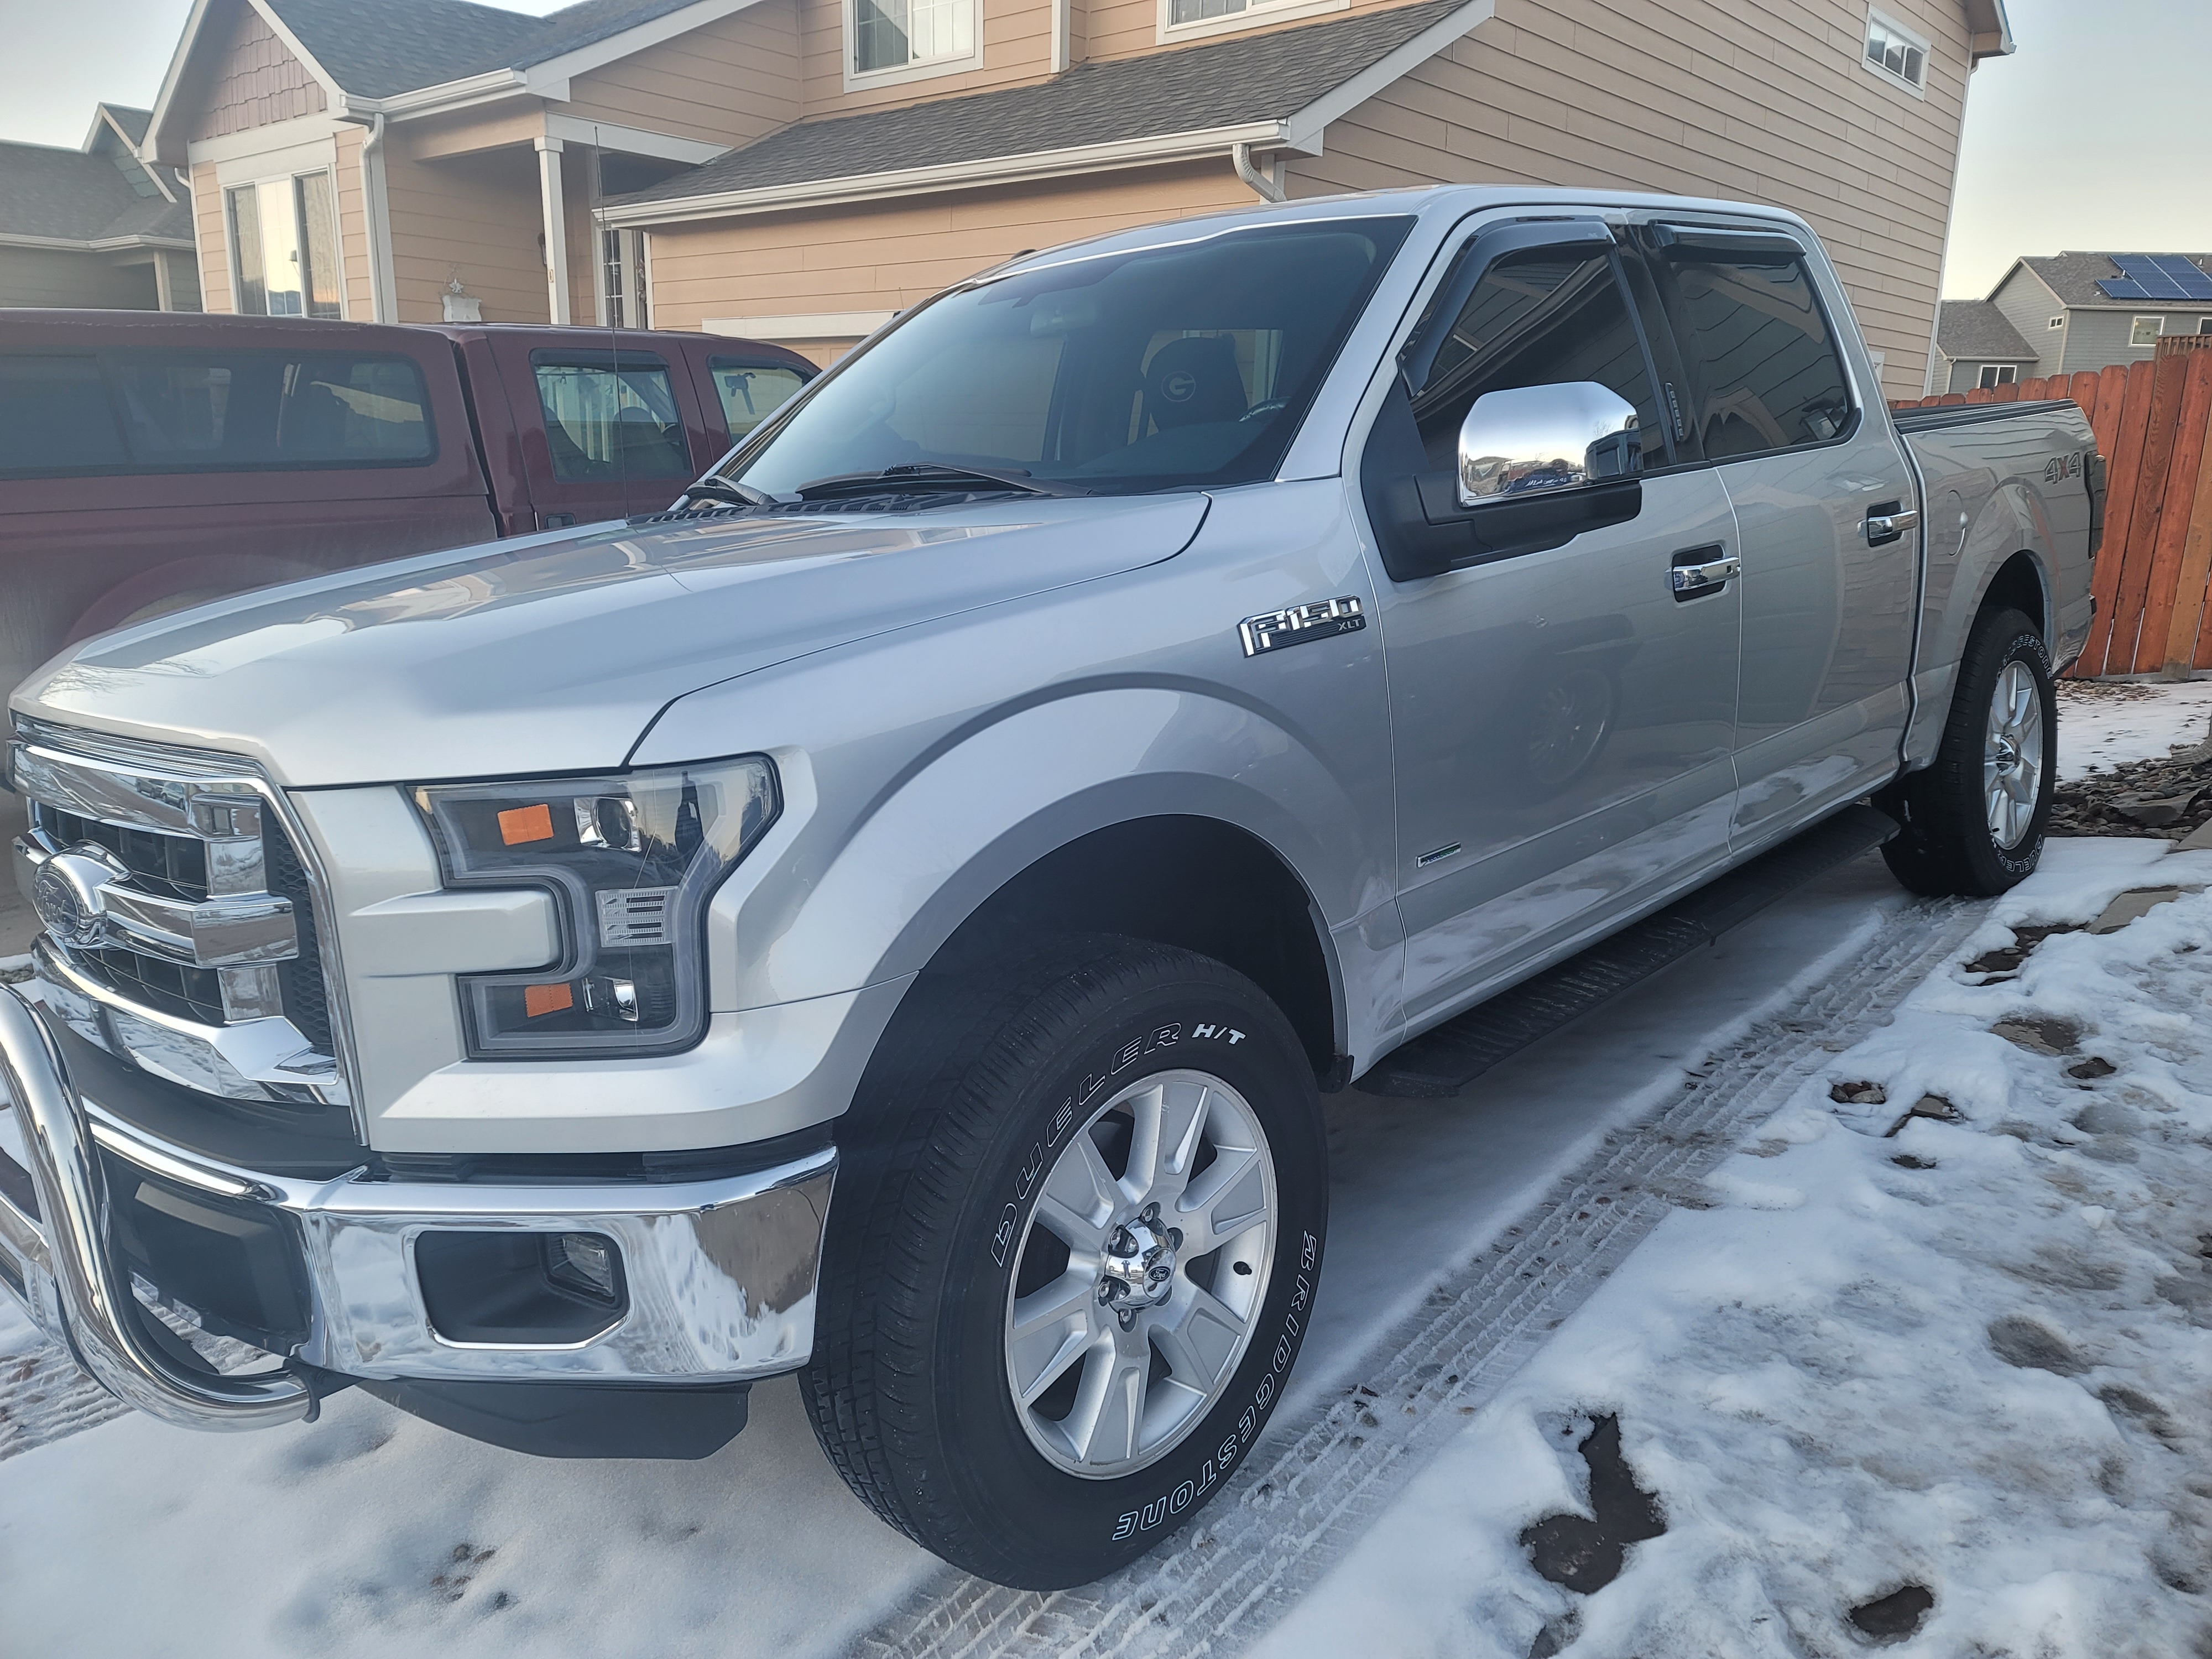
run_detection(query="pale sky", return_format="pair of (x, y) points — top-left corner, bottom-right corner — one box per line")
(2, 0), (2205, 301)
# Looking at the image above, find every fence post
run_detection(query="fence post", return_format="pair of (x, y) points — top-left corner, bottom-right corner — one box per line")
(2136, 349), (2212, 672)
(2080, 361), (2159, 676)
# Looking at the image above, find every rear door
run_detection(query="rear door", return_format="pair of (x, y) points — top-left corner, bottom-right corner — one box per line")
(1632, 223), (1918, 846)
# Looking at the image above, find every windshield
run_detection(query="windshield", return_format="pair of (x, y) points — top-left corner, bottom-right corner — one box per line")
(720, 216), (1414, 498)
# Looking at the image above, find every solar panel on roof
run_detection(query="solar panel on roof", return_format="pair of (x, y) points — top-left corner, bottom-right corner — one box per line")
(2111, 255), (2188, 300)
(2099, 280), (2152, 301)
(2151, 255), (2212, 300)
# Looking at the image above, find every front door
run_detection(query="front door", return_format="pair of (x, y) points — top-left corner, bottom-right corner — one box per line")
(1632, 226), (1918, 845)
(1358, 224), (1745, 1034)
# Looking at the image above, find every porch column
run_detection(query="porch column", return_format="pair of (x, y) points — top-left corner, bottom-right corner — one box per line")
(535, 135), (571, 326)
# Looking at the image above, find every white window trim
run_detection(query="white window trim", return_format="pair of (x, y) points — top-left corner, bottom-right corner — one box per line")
(1977, 363), (2017, 389)
(1157, 0), (1348, 46)
(220, 160), (349, 321)
(841, 0), (983, 92)
(2048, 315), (2066, 330)
(1862, 6), (1931, 100)
(2132, 315), (2166, 349)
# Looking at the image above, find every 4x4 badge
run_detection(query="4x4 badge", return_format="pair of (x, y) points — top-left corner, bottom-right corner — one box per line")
(1238, 596), (1366, 658)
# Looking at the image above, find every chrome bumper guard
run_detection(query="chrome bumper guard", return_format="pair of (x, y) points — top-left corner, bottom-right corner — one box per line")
(0, 986), (836, 1432)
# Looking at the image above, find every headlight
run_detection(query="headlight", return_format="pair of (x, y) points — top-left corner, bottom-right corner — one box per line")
(413, 756), (779, 1059)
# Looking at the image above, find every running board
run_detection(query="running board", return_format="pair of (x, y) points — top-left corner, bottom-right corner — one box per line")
(1361, 805), (1900, 1099)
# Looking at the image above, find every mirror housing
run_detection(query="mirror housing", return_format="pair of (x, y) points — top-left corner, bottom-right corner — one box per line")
(1457, 382), (1642, 507)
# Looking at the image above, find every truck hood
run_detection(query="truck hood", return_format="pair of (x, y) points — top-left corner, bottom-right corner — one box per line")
(12, 496), (1208, 786)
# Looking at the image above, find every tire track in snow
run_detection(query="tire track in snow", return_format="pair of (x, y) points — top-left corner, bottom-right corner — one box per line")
(849, 894), (1984, 1659)
(0, 1339), (128, 1462)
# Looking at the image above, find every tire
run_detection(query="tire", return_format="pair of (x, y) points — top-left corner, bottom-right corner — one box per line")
(1879, 606), (2056, 897)
(802, 936), (1328, 1589)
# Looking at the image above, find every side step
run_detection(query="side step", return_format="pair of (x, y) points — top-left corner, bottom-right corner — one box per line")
(1361, 805), (1899, 1099)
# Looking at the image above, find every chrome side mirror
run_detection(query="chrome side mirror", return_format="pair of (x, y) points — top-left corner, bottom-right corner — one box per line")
(1457, 383), (1641, 508)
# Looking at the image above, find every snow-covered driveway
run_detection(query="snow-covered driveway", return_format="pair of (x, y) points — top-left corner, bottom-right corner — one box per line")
(7, 831), (2212, 1656)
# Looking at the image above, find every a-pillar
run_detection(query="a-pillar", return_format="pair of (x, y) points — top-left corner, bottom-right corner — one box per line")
(534, 135), (571, 327)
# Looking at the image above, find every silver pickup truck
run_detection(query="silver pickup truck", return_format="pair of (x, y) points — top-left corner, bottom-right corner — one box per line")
(2, 186), (2100, 1588)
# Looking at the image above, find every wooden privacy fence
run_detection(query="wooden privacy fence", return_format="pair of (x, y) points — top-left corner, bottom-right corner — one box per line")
(1895, 353), (2212, 679)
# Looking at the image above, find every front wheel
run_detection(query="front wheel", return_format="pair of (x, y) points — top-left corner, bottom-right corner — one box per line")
(1880, 606), (2056, 896)
(802, 937), (1327, 1589)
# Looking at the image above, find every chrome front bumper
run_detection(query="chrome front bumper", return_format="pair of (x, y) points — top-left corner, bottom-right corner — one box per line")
(0, 986), (836, 1432)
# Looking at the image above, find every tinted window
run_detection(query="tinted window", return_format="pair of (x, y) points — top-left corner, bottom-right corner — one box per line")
(726, 217), (1413, 498)
(0, 357), (127, 471)
(1660, 254), (1854, 460)
(1407, 248), (1666, 473)
(533, 356), (690, 482)
(0, 351), (432, 476)
(707, 360), (806, 440)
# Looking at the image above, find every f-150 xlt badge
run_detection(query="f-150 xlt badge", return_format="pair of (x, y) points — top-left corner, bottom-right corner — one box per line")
(1238, 597), (1366, 657)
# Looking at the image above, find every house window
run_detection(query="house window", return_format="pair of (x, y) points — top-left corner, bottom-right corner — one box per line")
(1978, 364), (2017, 390)
(851, 0), (975, 77)
(1863, 9), (1930, 93)
(600, 229), (650, 330)
(1163, 0), (1343, 33)
(2133, 316), (2166, 348)
(2049, 316), (2065, 330)
(2200, 319), (2212, 336)
(226, 173), (341, 319)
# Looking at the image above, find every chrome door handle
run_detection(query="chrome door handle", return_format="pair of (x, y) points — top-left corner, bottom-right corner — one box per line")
(1864, 506), (1920, 546)
(1670, 551), (1741, 599)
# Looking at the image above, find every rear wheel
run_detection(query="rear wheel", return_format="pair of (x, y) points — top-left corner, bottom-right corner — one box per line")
(1880, 606), (2055, 897)
(802, 937), (1327, 1589)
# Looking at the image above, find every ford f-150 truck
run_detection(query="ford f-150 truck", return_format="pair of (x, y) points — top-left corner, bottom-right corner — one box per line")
(0, 186), (2100, 1590)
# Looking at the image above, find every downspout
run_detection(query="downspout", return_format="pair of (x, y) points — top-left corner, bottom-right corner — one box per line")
(359, 113), (395, 323)
(1232, 142), (1284, 205)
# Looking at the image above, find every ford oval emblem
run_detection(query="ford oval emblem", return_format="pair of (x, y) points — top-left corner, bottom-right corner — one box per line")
(31, 848), (124, 950)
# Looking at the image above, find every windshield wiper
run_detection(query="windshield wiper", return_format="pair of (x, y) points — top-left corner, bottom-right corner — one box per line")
(792, 464), (1091, 501)
(680, 476), (784, 508)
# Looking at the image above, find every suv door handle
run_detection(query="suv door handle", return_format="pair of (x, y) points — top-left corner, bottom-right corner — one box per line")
(1864, 503), (1920, 546)
(1670, 546), (1740, 600)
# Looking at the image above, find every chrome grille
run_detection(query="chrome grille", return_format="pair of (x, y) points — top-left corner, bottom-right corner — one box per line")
(7, 722), (350, 1111)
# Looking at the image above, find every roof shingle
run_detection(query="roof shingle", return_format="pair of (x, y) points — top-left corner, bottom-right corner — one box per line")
(613, 0), (1472, 205)
(0, 141), (192, 246)
(1936, 300), (2037, 363)
(264, 0), (704, 98)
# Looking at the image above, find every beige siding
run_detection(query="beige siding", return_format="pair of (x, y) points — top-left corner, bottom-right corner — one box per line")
(1284, 0), (1974, 398)
(332, 123), (374, 321)
(382, 137), (549, 325)
(187, 0), (327, 141)
(645, 160), (1255, 355)
(569, 4), (803, 144)
(191, 158), (233, 314)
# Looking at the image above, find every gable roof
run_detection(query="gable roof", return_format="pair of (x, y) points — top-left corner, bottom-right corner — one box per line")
(260, 0), (703, 99)
(1936, 300), (2036, 363)
(609, 0), (1483, 220)
(0, 136), (194, 249)
(2012, 253), (2212, 311)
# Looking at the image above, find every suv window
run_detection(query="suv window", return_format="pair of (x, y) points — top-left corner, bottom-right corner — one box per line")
(0, 351), (434, 476)
(1407, 247), (1667, 474)
(1656, 252), (1854, 460)
(532, 354), (691, 482)
(706, 359), (806, 440)
(0, 357), (128, 471)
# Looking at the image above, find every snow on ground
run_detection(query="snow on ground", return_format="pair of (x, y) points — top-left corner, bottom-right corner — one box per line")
(1257, 838), (2212, 1659)
(0, 855), (1934, 1658)
(2058, 680), (2212, 778)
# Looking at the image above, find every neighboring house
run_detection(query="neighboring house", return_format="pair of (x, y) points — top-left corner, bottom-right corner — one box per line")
(139, 0), (2017, 399)
(1938, 252), (2212, 390)
(1931, 298), (2037, 394)
(0, 105), (201, 311)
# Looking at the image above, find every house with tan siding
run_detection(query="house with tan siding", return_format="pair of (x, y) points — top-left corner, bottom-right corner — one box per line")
(139, 0), (2014, 400)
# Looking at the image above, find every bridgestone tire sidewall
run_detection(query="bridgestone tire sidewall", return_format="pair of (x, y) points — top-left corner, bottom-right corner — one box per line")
(937, 971), (1326, 1586)
(1965, 618), (2057, 890)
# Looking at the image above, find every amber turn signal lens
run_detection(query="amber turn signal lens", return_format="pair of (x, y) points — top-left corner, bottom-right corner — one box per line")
(523, 982), (575, 1018)
(498, 803), (556, 845)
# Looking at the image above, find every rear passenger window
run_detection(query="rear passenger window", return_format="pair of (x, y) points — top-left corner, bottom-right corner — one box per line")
(1657, 252), (1854, 460)
(707, 359), (806, 440)
(0, 357), (127, 471)
(0, 351), (432, 475)
(533, 355), (691, 482)
(1407, 249), (1668, 473)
